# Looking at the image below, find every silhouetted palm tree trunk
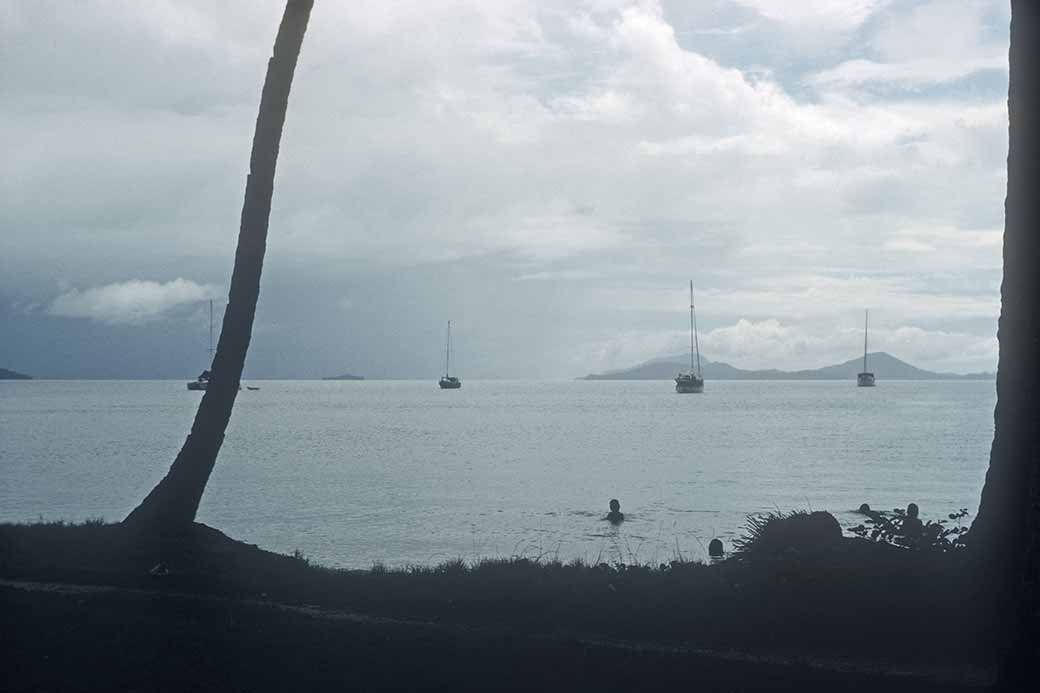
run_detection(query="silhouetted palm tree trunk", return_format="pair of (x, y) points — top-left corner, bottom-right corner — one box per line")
(971, 1), (1040, 685)
(972, 0), (1038, 567)
(125, 0), (313, 531)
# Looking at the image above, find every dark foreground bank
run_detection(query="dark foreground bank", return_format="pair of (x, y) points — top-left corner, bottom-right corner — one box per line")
(3, 580), (991, 692)
(0, 520), (1000, 691)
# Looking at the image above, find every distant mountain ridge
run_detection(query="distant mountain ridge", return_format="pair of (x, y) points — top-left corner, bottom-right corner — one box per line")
(1, 368), (32, 380)
(580, 352), (993, 381)
(323, 373), (365, 381)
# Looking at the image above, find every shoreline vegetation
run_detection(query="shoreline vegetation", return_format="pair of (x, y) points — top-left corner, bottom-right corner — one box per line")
(0, 511), (1001, 691)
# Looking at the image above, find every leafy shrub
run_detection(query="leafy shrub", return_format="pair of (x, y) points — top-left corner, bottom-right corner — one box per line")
(848, 508), (969, 552)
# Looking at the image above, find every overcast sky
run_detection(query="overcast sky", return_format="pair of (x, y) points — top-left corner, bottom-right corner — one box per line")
(0, 0), (1009, 378)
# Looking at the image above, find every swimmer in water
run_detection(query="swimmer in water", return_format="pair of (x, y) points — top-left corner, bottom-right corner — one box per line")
(606, 498), (624, 524)
(708, 538), (724, 558)
(900, 502), (923, 545)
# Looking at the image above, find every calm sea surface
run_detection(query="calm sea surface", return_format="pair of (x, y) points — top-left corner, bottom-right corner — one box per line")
(0, 380), (995, 568)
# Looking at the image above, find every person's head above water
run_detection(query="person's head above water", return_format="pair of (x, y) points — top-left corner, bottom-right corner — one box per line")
(907, 502), (919, 519)
(858, 503), (871, 514)
(609, 499), (620, 512)
(708, 538), (724, 558)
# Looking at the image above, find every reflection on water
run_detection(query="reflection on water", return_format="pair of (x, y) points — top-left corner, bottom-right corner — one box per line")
(0, 379), (994, 568)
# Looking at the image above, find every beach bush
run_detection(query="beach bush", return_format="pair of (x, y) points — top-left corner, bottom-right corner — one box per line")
(732, 510), (842, 556)
(848, 508), (970, 552)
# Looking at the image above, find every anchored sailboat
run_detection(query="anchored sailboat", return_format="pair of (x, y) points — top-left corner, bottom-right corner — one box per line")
(187, 299), (215, 391)
(438, 320), (461, 389)
(675, 281), (705, 393)
(857, 309), (876, 387)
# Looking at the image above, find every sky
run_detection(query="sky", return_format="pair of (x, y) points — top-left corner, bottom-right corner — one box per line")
(0, 0), (1010, 379)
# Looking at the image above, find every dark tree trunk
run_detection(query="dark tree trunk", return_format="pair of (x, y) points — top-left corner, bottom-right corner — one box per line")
(971, 1), (1040, 685)
(125, 0), (313, 531)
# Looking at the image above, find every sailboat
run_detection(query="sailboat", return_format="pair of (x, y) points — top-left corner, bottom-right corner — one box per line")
(675, 281), (705, 393)
(857, 309), (876, 387)
(187, 299), (215, 391)
(438, 320), (462, 389)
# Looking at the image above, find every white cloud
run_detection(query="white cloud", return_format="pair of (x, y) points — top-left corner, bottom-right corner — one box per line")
(882, 226), (1003, 270)
(810, 55), (1006, 89)
(702, 319), (998, 373)
(809, 0), (1008, 89)
(582, 318), (997, 375)
(731, 0), (889, 32)
(48, 279), (221, 324)
(517, 269), (602, 281)
(883, 325), (998, 371)
(701, 318), (807, 367)
(870, 0), (1005, 64)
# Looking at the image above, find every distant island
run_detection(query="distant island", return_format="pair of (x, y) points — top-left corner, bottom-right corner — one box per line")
(322, 373), (365, 381)
(0, 368), (32, 380)
(580, 352), (994, 381)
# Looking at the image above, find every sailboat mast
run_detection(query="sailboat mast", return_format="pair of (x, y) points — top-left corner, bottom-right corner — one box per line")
(689, 283), (694, 372)
(690, 281), (702, 377)
(445, 320), (451, 378)
(863, 309), (869, 373)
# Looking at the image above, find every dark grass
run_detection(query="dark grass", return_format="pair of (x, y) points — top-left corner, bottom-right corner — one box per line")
(5, 584), (988, 693)
(0, 517), (1004, 671)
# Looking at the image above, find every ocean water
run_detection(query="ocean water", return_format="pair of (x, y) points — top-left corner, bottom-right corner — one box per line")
(0, 379), (995, 568)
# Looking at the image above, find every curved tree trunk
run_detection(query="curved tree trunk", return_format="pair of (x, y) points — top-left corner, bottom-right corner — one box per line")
(125, 0), (314, 531)
(970, 1), (1040, 685)
(972, 0), (1039, 572)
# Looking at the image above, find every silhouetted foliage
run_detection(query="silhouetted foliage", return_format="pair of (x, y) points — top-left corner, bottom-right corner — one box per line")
(849, 509), (970, 553)
(732, 510), (842, 557)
